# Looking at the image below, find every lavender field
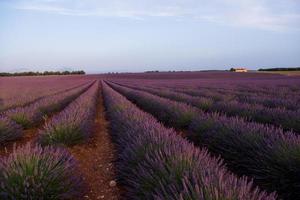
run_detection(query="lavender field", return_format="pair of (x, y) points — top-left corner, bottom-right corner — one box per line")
(0, 72), (300, 199)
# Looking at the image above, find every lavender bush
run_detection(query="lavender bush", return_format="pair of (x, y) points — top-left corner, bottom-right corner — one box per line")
(0, 76), (91, 112)
(107, 82), (198, 129)
(213, 100), (300, 133)
(0, 143), (84, 199)
(102, 82), (276, 200)
(0, 116), (23, 143)
(115, 82), (300, 133)
(170, 86), (299, 111)
(38, 82), (99, 146)
(189, 114), (300, 199)
(108, 81), (300, 199)
(5, 106), (43, 128)
(4, 82), (92, 128)
(113, 76), (300, 103)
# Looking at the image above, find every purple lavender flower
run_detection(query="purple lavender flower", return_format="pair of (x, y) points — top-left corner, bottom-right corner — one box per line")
(4, 82), (93, 128)
(107, 81), (299, 199)
(115, 81), (300, 133)
(0, 143), (84, 199)
(0, 76), (92, 112)
(102, 82), (276, 200)
(0, 116), (23, 143)
(38, 82), (99, 146)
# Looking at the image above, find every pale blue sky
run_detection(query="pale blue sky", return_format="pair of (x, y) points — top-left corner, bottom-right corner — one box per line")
(0, 0), (300, 73)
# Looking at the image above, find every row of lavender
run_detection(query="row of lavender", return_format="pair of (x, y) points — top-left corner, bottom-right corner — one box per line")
(0, 144), (84, 199)
(131, 77), (300, 100)
(119, 78), (300, 111)
(197, 80), (300, 98)
(115, 82), (300, 133)
(0, 82), (93, 143)
(0, 76), (90, 112)
(5, 82), (93, 128)
(38, 81), (99, 146)
(108, 82), (300, 199)
(0, 82), (100, 198)
(0, 81), (91, 115)
(102, 82), (276, 199)
(163, 85), (300, 111)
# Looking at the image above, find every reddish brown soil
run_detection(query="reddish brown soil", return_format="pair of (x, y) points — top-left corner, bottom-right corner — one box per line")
(69, 90), (122, 200)
(0, 127), (39, 157)
(177, 129), (188, 138)
(0, 114), (56, 157)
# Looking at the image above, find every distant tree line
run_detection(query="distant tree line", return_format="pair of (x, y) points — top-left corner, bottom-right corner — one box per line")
(0, 70), (85, 77)
(145, 70), (160, 73)
(258, 67), (300, 71)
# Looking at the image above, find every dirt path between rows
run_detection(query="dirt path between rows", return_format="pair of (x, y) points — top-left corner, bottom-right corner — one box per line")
(0, 127), (39, 157)
(69, 89), (122, 200)
(0, 111), (59, 157)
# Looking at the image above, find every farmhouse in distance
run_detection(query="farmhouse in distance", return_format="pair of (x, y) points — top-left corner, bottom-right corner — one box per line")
(230, 67), (248, 72)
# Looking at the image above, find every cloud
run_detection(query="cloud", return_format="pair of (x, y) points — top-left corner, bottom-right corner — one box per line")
(14, 0), (300, 31)
(196, 1), (300, 31)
